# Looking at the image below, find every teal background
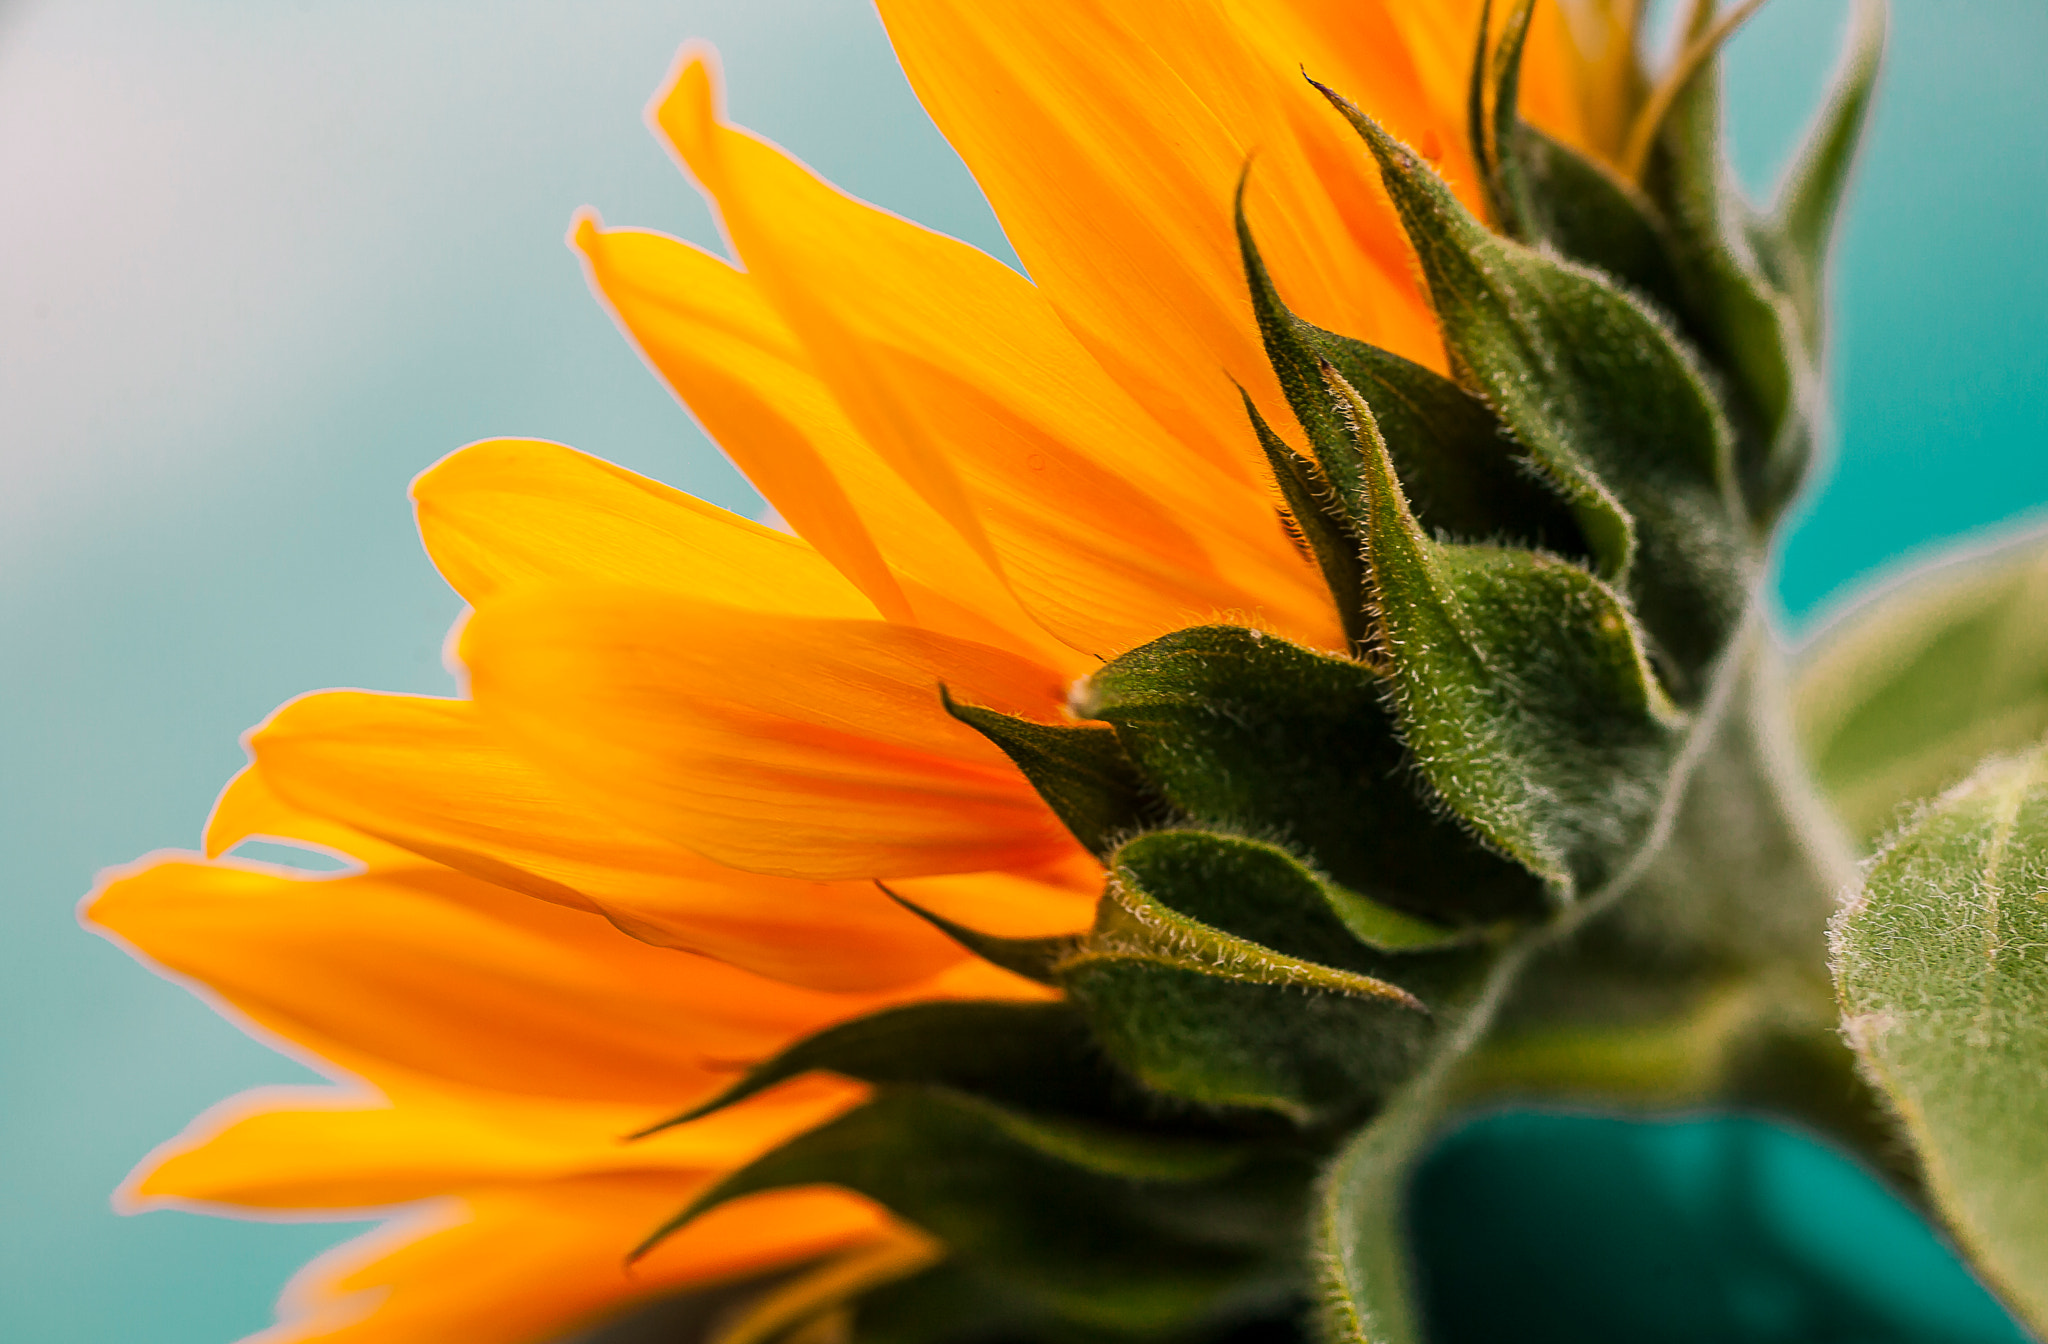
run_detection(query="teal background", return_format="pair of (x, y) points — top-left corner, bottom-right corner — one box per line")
(0, 1), (2041, 1339)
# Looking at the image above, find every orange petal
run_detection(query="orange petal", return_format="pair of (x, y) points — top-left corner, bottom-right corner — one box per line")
(574, 218), (1069, 666)
(254, 1178), (903, 1344)
(204, 764), (421, 873)
(125, 1078), (861, 1213)
(85, 855), (999, 1106)
(652, 55), (1343, 656)
(1364, 1), (1602, 161)
(462, 585), (1085, 881)
(411, 438), (878, 618)
(875, 0), (1444, 485)
(238, 689), (984, 992)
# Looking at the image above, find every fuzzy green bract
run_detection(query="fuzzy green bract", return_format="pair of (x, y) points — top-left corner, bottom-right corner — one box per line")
(601, 9), (1963, 1344)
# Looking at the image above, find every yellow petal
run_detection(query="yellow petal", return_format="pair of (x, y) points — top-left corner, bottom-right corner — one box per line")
(238, 689), (992, 991)
(652, 54), (1343, 655)
(411, 438), (878, 618)
(86, 855), (1011, 1106)
(575, 218), (1069, 666)
(463, 585), (1085, 880)
(204, 764), (422, 873)
(876, 0), (1443, 485)
(254, 1178), (900, 1344)
(125, 1078), (861, 1213)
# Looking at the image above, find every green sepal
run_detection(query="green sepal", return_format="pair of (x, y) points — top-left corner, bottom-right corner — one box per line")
(1639, 9), (1809, 524)
(1509, 126), (1685, 313)
(1769, 0), (1886, 351)
(1241, 391), (1371, 651)
(1467, 2), (1687, 315)
(1466, 0), (1534, 230)
(644, 1085), (1284, 1336)
(1320, 82), (1751, 692)
(849, 1263), (1050, 1344)
(1333, 366), (1684, 898)
(1234, 182), (1585, 558)
(1107, 828), (1465, 958)
(882, 887), (1080, 987)
(1832, 742), (2048, 1335)
(1077, 624), (1547, 926)
(942, 688), (1157, 857)
(636, 1001), (1134, 1135)
(1058, 830), (1463, 1122)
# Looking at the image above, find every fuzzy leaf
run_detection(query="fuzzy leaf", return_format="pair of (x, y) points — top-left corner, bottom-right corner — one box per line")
(942, 691), (1155, 856)
(1235, 189), (1585, 558)
(1336, 368), (1683, 898)
(642, 1001), (1128, 1133)
(1797, 533), (2048, 845)
(1079, 624), (1548, 926)
(1833, 743), (2048, 1334)
(650, 1086), (1291, 1336)
(1060, 830), (1452, 1121)
(1321, 86), (1750, 690)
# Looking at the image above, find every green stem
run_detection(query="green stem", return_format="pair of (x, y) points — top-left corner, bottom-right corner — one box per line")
(1451, 621), (1923, 1198)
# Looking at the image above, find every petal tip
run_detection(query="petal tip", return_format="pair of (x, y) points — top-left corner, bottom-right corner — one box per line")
(649, 42), (723, 154)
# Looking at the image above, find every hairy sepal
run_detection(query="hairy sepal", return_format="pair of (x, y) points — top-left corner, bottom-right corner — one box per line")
(1078, 625), (1547, 927)
(646, 1085), (1295, 1337)
(1642, 4), (1882, 524)
(1234, 183), (1584, 560)
(1058, 830), (1494, 1124)
(640, 1001), (1129, 1135)
(942, 690), (1157, 857)
(1470, 2), (1686, 316)
(1334, 368), (1684, 899)
(1322, 85), (1750, 695)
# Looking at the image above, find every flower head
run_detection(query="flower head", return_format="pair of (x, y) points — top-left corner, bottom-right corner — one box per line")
(88, 1), (1879, 1340)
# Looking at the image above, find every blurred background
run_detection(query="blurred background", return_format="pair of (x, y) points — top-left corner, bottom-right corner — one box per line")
(2, 0), (2043, 1339)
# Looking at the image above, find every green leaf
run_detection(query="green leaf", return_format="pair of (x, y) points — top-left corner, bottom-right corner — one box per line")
(1334, 366), (1684, 898)
(942, 689), (1156, 856)
(648, 1086), (1286, 1336)
(1796, 530), (2048, 845)
(1235, 184), (1586, 559)
(1319, 84), (1751, 690)
(639, 1001), (1131, 1134)
(1769, 0), (1887, 349)
(1079, 624), (1547, 926)
(1060, 831), (1449, 1121)
(1832, 742), (2048, 1334)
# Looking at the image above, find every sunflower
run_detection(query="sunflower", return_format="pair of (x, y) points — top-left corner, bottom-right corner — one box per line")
(88, 1), (1882, 1341)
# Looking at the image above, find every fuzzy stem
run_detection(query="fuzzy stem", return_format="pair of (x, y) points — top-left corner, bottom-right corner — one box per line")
(1451, 620), (1919, 1195)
